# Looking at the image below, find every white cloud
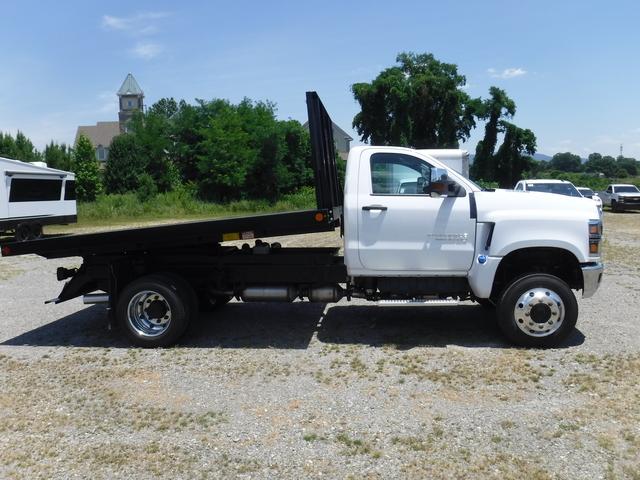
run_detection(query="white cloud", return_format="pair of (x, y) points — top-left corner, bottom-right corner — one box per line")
(488, 67), (527, 79)
(101, 12), (169, 35)
(102, 15), (129, 30)
(130, 42), (163, 60)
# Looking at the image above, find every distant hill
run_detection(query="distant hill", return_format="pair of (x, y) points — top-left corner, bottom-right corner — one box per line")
(533, 153), (552, 162)
(469, 152), (553, 164)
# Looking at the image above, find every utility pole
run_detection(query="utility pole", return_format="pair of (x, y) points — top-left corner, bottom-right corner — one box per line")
(620, 143), (623, 158)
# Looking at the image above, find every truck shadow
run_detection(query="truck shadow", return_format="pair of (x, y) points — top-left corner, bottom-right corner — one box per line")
(2, 302), (585, 350)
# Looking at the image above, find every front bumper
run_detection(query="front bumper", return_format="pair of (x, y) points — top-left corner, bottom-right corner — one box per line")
(581, 262), (604, 298)
(615, 201), (640, 210)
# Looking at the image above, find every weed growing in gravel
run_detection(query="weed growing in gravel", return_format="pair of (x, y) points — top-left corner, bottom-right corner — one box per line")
(335, 433), (380, 458)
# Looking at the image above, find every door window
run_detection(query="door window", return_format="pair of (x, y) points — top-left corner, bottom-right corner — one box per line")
(370, 153), (433, 195)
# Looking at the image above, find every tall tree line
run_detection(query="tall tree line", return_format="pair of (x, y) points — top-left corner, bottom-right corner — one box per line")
(352, 52), (538, 188)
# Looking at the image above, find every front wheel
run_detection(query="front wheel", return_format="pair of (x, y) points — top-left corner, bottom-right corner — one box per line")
(611, 200), (618, 213)
(496, 274), (578, 347)
(116, 274), (194, 347)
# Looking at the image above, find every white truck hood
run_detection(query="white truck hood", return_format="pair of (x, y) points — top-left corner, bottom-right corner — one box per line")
(474, 190), (600, 262)
(475, 190), (599, 222)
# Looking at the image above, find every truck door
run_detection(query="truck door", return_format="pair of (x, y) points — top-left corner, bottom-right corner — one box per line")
(357, 149), (476, 273)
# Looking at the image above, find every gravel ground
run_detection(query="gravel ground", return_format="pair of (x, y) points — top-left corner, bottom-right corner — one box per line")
(0, 212), (639, 479)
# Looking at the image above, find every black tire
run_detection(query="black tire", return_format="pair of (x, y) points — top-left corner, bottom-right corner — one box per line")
(116, 274), (193, 347)
(14, 223), (31, 242)
(611, 200), (618, 213)
(496, 274), (578, 348)
(31, 223), (43, 239)
(198, 291), (232, 312)
(158, 273), (199, 319)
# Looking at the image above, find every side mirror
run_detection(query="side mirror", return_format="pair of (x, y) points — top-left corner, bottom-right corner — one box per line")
(447, 181), (464, 197)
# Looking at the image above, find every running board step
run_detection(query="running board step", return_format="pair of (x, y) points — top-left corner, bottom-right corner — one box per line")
(377, 299), (459, 307)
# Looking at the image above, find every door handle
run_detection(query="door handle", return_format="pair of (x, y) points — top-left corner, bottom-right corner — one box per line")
(362, 205), (388, 211)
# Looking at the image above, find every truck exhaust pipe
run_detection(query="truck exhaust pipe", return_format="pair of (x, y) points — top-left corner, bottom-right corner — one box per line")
(83, 293), (110, 304)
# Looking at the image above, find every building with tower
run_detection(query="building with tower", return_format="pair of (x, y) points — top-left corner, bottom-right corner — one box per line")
(75, 73), (144, 162)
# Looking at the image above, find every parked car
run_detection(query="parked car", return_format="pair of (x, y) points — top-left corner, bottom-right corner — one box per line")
(597, 184), (640, 212)
(576, 187), (603, 212)
(513, 179), (582, 197)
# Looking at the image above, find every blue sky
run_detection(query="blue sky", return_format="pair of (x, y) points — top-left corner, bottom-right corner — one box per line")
(2, 0), (640, 158)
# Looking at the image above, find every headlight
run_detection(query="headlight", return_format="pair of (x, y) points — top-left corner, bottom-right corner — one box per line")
(588, 219), (602, 256)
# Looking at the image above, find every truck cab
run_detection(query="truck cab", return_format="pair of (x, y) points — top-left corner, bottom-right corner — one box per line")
(342, 145), (603, 346)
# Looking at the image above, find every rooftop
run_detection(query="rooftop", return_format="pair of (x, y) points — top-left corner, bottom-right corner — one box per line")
(117, 73), (143, 96)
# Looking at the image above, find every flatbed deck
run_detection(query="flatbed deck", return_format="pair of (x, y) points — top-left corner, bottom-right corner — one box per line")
(1, 208), (337, 259)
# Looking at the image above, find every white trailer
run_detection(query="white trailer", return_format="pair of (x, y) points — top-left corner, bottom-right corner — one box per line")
(0, 156), (77, 240)
(419, 149), (470, 178)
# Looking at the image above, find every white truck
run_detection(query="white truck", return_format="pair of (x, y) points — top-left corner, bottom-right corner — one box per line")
(1, 92), (604, 348)
(0, 156), (77, 240)
(598, 184), (640, 212)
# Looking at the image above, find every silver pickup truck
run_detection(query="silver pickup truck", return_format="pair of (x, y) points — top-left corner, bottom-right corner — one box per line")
(598, 184), (640, 212)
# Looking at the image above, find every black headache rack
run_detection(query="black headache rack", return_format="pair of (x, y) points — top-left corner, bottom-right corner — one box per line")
(306, 91), (343, 212)
(1, 92), (344, 260)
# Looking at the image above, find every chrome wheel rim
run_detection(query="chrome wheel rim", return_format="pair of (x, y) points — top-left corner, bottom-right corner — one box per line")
(513, 288), (564, 337)
(127, 290), (172, 337)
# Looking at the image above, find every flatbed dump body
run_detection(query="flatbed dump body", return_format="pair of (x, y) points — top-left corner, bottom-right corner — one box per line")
(0, 208), (337, 259)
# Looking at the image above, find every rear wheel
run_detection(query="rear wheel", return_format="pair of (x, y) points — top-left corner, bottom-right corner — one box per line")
(496, 274), (577, 347)
(15, 223), (31, 242)
(31, 223), (43, 239)
(116, 274), (194, 347)
(14, 222), (42, 241)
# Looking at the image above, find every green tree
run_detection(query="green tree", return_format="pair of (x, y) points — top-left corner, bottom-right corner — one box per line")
(616, 156), (638, 176)
(129, 110), (180, 192)
(197, 100), (255, 201)
(103, 134), (146, 194)
(14, 131), (41, 162)
(493, 121), (537, 188)
(0, 131), (41, 162)
(0, 132), (17, 158)
(73, 134), (102, 201)
(584, 153), (616, 177)
(471, 87), (516, 181)
(549, 152), (582, 172)
(148, 97), (179, 119)
(44, 142), (72, 171)
(352, 52), (479, 148)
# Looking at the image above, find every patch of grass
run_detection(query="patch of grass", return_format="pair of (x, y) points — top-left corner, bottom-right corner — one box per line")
(500, 420), (515, 429)
(54, 187), (316, 230)
(335, 433), (379, 457)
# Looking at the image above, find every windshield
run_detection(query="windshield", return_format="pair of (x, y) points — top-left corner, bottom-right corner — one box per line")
(526, 183), (581, 197)
(577, 188), (594, 197)
(615, 185), (640, 193)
